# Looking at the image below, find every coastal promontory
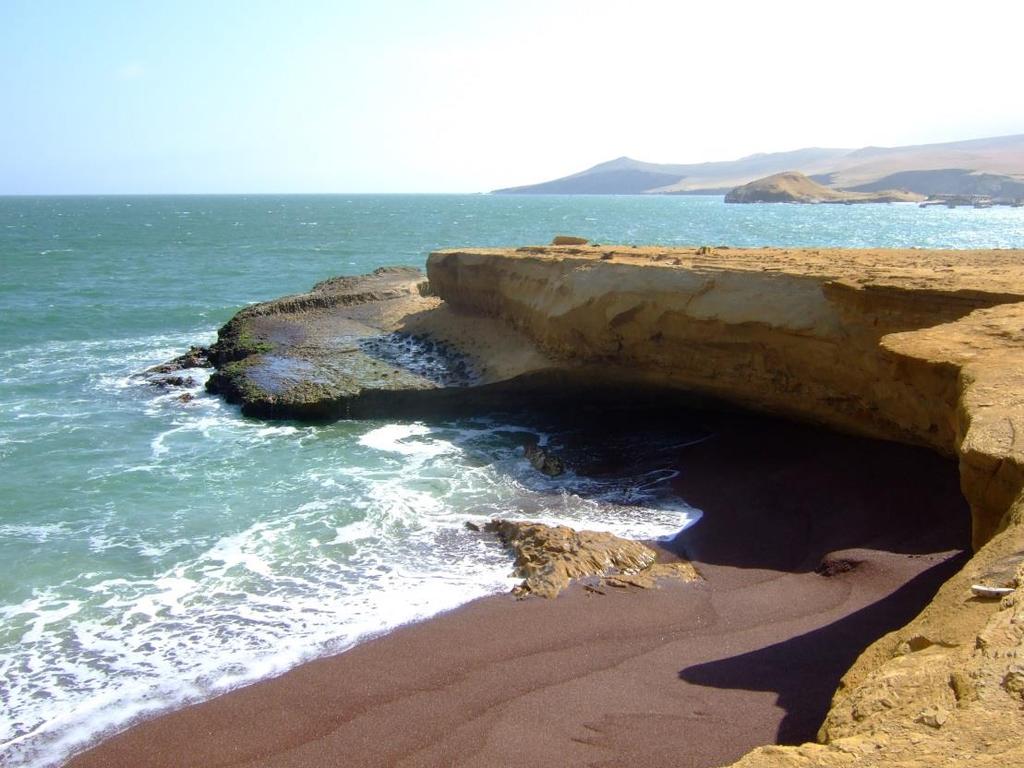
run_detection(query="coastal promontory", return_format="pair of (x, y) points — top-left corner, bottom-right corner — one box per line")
(105, 242), (1024, 768)
(425, 244), (1024, 767)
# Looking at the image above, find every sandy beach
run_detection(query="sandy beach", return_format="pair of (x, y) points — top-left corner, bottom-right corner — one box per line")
(66, 411), (969, 768)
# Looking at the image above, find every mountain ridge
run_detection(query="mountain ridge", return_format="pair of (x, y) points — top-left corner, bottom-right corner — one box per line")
(494, 134), (1024, 197)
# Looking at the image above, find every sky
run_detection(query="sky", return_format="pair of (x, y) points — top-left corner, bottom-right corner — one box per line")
(1, 0), (1022, 194)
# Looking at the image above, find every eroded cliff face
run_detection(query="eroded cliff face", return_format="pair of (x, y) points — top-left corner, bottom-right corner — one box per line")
(426, 244), (1024, 767)
(427, 246), (1024, 542)
(201, 244), (1024, 765)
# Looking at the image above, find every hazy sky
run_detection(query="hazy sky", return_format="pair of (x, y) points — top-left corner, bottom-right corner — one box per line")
(2, 0), (1022, 194)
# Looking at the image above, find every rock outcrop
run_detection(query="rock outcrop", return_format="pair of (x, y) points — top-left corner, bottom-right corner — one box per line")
(202, 266), (560, 419)
(135, 345), (210, 390)
(423, 243), (1024, 767)
(203, 267), (441, 418)
(725, 171), (924, 204)
(523, 443), (565, 476)
(202, 243), (1024, 766)
(482, 519), (700, 598)
(551, 235), (589, 245)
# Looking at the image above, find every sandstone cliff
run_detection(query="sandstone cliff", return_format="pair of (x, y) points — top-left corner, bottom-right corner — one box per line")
(424, 244), (1024, 767)
(204, 243), (1024, 765)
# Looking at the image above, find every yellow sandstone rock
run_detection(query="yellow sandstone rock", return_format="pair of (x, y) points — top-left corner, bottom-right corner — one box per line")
(482, 519), (699, 598)
(426, 244), (1024, 767)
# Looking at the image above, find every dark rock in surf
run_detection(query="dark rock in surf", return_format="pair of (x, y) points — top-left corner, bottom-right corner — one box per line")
(144, 346), (210, 374)
(524, 443), (565, 477)
(147, 375), (196, 389)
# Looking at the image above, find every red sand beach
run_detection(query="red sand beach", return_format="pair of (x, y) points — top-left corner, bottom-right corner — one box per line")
(67, 414), (969, 768)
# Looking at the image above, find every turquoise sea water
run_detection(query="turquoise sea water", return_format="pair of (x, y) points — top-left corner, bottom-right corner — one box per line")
(1, 195), (1022, 767)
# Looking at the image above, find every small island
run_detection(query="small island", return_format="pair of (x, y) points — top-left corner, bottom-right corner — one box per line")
(724, 171), (924, 204)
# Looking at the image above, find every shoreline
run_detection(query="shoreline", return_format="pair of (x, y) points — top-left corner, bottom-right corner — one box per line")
(66, 413), (969, 768)
(50, 244), (1024, 766)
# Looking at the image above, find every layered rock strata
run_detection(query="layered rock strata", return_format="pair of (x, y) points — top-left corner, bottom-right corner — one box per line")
(204, 244), (1024, 766)
(424, 244), (1024, 767)
(426, 245), (1024, 548)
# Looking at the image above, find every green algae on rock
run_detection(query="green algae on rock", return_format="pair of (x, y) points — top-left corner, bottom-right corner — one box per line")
(204, 267), (449, 419)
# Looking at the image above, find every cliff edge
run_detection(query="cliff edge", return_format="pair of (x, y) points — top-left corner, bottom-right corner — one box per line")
(204, 244), (1024, 765)
(425, 244), (1024, 767)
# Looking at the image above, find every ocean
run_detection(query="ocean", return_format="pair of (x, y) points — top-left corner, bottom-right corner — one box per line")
(2, 194), (1022, 767)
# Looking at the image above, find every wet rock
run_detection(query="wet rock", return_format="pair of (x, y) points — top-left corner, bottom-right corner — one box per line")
(523, 443), (565, 477)
(177, 392), (195, 404)
(135, 346), (209, 389)
(144, 346), (210, 374)
(551, 235), (589, 245)
(483, 519), (699, 599)
(203, 268), (451, 418)
(200, 266), (533, 419)
(359, 332), (477, 388)
(170, 376), (195, 388)
(144, 374), (197, 389)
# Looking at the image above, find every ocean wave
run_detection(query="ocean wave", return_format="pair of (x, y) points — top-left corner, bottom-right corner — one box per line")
(0, 415), (700, 768)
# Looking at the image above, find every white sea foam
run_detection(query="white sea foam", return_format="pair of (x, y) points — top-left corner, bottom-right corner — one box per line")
(2, 336), (701, 768)
(0, 523), (70, 543)
(359, 422), (455, 458)
(330, 520), (376, 544)
(0, 482), (519, 766)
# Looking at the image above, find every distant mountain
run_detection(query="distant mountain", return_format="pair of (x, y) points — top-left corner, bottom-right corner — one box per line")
(494, 134), (1024, 197)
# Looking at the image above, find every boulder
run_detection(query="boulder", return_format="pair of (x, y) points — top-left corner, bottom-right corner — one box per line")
(483, 519), (698, 598)
(523, 443), (565, 477)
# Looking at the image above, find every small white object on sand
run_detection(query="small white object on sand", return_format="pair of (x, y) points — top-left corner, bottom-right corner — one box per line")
(971, 584), (1015, 599)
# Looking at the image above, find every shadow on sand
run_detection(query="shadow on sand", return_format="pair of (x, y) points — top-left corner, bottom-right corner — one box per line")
(678, 554), (967, 744)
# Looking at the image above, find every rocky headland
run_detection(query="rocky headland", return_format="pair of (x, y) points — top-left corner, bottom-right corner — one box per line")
(90, 242), (1024, 767)
(425, 243), (1024, 767)
(724, 171), (924, 204)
